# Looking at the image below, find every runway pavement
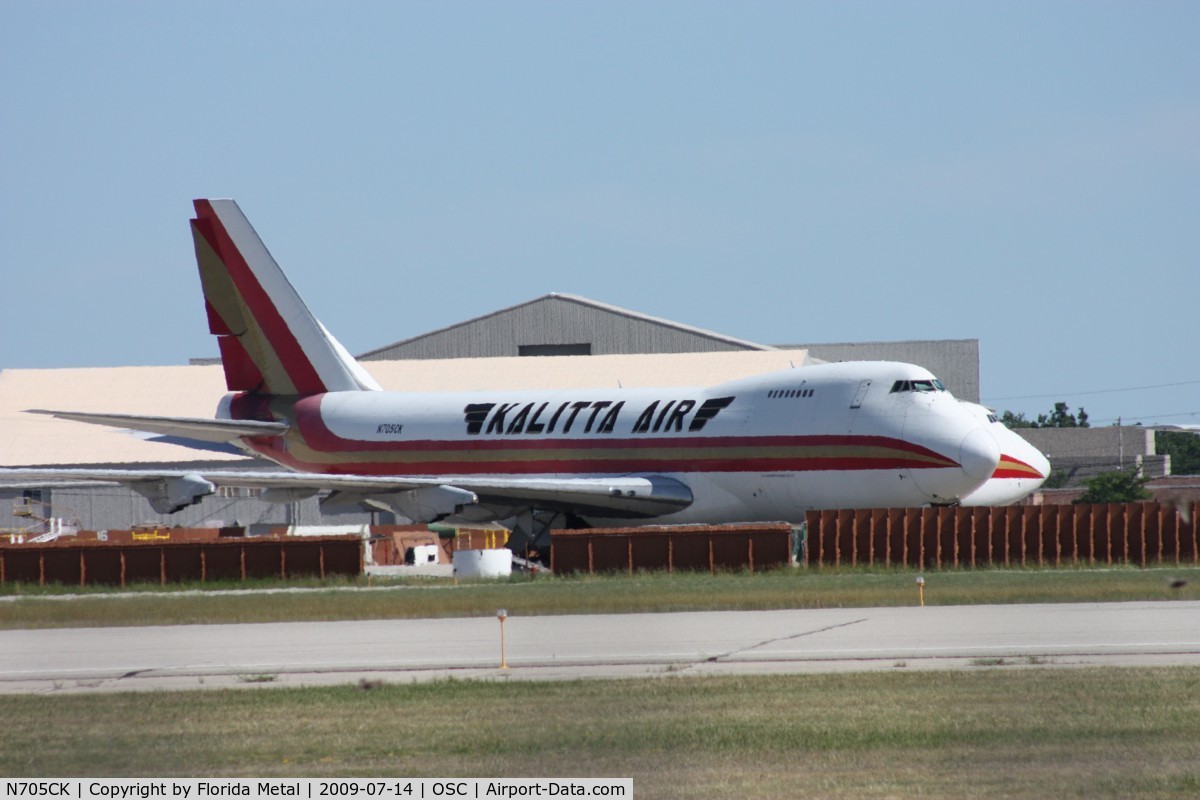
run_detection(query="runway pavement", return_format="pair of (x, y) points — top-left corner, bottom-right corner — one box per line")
(2, 601), (1198, 693)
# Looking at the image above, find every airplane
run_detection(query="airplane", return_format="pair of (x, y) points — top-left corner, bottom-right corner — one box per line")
(1, 199), (1041, 550)
(958, 402), (1052, 506)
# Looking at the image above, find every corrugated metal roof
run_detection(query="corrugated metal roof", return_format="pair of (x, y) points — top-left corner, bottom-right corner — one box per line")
(789, 339), (979, 402)
(367, 348), (812, 391)
(1, 349), (813, 467)
(358, 293), (772, 360)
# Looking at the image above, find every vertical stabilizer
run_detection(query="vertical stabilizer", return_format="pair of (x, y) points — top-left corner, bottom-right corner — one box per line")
(190, 199), (379, 395)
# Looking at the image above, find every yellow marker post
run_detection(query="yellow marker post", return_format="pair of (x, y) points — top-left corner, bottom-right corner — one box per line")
(497, 609), (509, 670)
(916, 575), (925, 607)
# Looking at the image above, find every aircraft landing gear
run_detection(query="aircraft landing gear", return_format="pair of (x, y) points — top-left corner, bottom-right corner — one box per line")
(505, 509), (565, 569)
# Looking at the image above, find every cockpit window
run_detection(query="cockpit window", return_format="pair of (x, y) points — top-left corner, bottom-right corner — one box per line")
(890, 378), (947, 394)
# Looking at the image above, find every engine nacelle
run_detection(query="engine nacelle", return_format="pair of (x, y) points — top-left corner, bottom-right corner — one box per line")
(131, 473), (216, 514)
(373, 485), (479, 524)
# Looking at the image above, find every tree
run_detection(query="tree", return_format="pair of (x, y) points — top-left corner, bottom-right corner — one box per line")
(1156, 430), (1200, 475)
(1001, 402), (1089, 429)
(1041, 401), (1089, 428)
(1072, 470), (1151, 504)
(1042, 469), (1072, 489)
(1000, 410), (1034, 428)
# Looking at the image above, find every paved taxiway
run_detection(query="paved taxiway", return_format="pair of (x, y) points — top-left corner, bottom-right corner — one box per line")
(2, 601), (1198, 693)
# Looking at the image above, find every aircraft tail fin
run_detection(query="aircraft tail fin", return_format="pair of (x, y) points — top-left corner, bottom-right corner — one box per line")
(190, 199), (380, 395)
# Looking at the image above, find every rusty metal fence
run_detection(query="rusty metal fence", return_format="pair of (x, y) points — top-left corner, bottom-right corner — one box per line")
(551, 503), (1198, 573)
(4, 501), (1196, 584)
(0, 536), (362, 587)
(801, 502), (1199, 568)
(551, 523), (795, 574)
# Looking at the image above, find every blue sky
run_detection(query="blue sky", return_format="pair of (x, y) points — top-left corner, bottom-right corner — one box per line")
(2, 1), (1197, 427)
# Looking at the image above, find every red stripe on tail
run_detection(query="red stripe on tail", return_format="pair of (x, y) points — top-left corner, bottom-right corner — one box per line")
(192, 200), (328, 395)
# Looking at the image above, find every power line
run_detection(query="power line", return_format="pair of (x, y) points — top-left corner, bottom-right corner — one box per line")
(984, 378), (1200, 403)
(1088, 411), (1200, 426)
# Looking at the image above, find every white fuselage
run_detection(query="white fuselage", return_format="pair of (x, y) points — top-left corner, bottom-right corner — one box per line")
(226, 361), (1003, 524)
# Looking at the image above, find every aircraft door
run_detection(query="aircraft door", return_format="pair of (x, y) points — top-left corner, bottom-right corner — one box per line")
(850, 379), (872, 409)
(836, 378), (873, 438)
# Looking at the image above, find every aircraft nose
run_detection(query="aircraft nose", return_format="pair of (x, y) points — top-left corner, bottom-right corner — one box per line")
(1031, 448), (1052, 482)
(959, 427), (1001, 481)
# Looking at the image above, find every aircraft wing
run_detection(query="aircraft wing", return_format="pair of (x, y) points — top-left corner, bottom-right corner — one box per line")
(27, 409), (289, 443)
(442, 474), (694, 518)
(0, 468), (693, 520)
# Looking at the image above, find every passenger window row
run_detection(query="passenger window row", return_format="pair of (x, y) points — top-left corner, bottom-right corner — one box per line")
(768, 388), (814, 399)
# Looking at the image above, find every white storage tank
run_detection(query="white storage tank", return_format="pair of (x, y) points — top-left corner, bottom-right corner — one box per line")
(452, 548), (513, 578)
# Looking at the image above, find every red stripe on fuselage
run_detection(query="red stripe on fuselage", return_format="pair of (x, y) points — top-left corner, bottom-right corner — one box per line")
(242, 448), (960, 477)
(192, 200), (327, 395)
(287, 396), (954, 458)
(992, 454), (1045, 480)
(232, 394), (962, 476)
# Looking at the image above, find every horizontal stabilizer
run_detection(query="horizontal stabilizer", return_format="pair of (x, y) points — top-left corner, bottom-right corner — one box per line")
(27, 409), (289, 443)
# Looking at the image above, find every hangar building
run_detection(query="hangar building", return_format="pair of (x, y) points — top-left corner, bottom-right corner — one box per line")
(357, 293), (982, 404)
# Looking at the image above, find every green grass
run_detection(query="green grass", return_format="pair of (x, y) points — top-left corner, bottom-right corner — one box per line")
(2, 669), (1198, 798)
(5, 568), (1199, 796)
(2, 565), (1198, 629)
